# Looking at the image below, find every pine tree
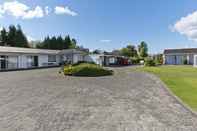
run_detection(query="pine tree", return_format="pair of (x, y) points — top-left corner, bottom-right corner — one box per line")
(0, 28), (8, 46)
(7, 25), (17, 47)
(15, 25), (29, 47)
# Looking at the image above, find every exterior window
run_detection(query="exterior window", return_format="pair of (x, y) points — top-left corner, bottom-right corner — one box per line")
(8, 56), (18, 69)
(109, 57), (115, 64)
(27, 56), (38, 67)
(48, 55), (56, 62)
(0, 56), (8, 70)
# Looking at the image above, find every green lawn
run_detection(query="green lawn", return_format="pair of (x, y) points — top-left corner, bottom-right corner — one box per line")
(136, 66), (197, 111)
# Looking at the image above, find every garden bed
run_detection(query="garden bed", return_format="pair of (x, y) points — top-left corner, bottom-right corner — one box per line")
(64, 63), (113, 77)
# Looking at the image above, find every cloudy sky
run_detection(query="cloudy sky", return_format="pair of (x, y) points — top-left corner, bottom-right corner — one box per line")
(0, 0), (197, 53)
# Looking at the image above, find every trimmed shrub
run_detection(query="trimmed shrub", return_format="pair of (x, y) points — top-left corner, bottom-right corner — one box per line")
(64, 63), (113, 77)
(144, 58), (156, 66)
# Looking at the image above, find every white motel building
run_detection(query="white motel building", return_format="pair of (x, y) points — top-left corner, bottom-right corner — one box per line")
(0, 46), (87, 70)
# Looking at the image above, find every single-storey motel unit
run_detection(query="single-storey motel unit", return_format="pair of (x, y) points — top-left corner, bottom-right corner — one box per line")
(0, 46), (61, 70)
(163, 48), (197, 66)
(0, 46), (88, 71)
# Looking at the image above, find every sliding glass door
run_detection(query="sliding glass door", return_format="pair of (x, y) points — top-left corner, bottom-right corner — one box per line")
(0, 56), (18, 70)
(27, 56), (38, 68)
(0, 56), (7, 70)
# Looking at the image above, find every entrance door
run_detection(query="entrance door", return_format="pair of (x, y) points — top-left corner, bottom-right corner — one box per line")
(33, 56), (38, 67)
(0, 56), (6, 69)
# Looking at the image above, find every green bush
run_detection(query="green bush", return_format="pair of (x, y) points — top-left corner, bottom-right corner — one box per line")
(64, 63), (113, 77)
(144, 58), (156, 66)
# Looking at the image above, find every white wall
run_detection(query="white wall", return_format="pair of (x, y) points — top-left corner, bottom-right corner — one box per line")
(194, 55), (197, 67)
(39, 54), (60, 67)
(38, 55), (48, 67)
(84, 54), (102, 65)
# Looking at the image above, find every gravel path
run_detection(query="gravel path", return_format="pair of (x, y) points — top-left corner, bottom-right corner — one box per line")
(0, 67), (197, 131)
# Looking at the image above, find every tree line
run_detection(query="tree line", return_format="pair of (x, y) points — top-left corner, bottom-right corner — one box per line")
(36, 35), (77, 50)
(0, 25), (78, 50)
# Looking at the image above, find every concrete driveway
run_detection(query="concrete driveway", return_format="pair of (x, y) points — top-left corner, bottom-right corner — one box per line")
(0, 67), (197, 131)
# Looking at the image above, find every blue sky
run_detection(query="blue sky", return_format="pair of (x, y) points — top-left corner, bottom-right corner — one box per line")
(0, 0), (197, 53)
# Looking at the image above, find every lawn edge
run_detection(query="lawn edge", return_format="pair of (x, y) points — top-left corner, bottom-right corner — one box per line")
(140, 70), (197, 117)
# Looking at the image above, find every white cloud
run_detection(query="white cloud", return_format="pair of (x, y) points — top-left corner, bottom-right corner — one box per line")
(23, 6), (44, 19)
(0, 1), (44, 19)
(55, 6), (78, 16)
(100, 39), (112, 43)
(173, 11), (197, 41)
(3, 1), (29, 18)
(0, 1), (78, 19)
(45, 6), (50, 15)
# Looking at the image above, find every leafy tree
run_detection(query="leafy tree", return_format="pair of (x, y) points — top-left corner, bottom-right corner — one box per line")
(138, 41), (148, 58)
(120, 44), (138, 57)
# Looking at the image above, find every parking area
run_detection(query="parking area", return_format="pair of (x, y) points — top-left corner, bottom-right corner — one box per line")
(0, 67), (197, 131)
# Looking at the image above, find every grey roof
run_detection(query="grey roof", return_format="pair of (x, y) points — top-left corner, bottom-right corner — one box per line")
(60, 49), (86, 55)
(0, 46), (60, 54)
(164, 48), (197, 54)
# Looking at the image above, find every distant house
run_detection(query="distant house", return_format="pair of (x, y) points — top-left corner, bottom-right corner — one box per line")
(163, 48), (197, 66)
(85, 52), (130, 66)
(60, 49), (88, 64)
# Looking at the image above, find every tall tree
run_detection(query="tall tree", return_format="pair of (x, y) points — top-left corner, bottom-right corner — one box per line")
(15, 25), (29, 47)
(64, 35), (71, 49)
(7, 25), (17, 47)
(56, 36), (64, 49)
(70, 38), (77, 49)
(0, 28), (8, 46)
(138, 41), (148, 58)
(126, 45), (138, 57)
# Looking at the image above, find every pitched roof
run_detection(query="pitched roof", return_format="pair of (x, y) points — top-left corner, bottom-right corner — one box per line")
(164, 48), (197, 54)
(0, 46), (60, 54)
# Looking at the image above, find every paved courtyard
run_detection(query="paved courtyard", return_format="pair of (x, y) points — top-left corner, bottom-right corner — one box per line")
(0, 67), (197, 131)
